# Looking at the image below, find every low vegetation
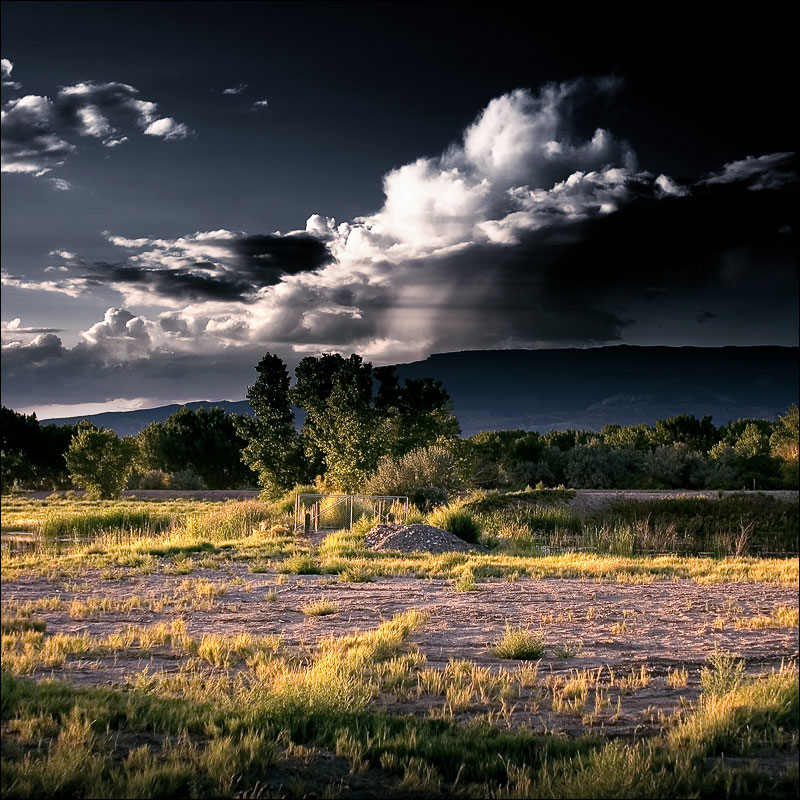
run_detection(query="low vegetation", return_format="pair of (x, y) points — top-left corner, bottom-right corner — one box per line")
(1, 482), (797, 798)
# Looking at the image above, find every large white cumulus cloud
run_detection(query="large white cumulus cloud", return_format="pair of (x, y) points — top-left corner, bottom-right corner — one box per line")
(327, 79), (638, 262)
(3, 78), (796, 408)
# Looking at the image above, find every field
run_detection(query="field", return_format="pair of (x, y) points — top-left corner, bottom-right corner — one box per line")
(1, 492), (798, 798)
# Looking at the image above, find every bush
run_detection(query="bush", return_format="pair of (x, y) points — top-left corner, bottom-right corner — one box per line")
(167, 470), (206, 490)
(131, 470), (169, 490)
(492, 624), (545, 660)
(273, 484), (318, 515)
(594, 494), (799, 554)
(426, 502), (481, 543)
(364, 445), (464, 509)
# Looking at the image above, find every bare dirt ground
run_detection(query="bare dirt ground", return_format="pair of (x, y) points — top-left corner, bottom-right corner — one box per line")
(4, 566), (797, 739)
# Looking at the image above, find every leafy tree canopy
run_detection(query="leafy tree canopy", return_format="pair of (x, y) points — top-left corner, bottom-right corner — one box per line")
(65, 422), (136, 498)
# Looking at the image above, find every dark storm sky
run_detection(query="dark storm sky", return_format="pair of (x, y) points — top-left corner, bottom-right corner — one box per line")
(2, 2), (797, 415)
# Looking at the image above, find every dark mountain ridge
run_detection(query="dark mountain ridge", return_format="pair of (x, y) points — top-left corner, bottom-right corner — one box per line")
(39, 346), (798, 437)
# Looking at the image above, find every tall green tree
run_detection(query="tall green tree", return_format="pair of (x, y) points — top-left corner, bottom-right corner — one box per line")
(236, 354), (303, 497)
(649, 414), (718, 454)
(238, 352), (461, 494)
(136, 407), (256, 489)
(374, 367), (460, 457)
(65, 422), (136, 498)
(292, 354), (377, 490)
(1, 406), (75, 491)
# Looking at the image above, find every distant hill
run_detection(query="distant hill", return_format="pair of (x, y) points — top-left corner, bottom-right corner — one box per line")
(41, 400), (255, 437)
(41, 346), (798, 437)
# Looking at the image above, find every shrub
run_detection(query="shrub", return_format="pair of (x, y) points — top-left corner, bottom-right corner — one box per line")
(492, 624), (545, 660)
(700, 649), (746, 697)
(364, 445), (464, 509)
(426, 503), (481, 543)
(302, 597), (339, 616)
(134, 470), (169, 490)
(167, 470), (206, 490)
(273, 484), (318, 515)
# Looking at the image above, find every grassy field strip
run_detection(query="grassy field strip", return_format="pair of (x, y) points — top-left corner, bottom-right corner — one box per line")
(1, 610), (797, 798)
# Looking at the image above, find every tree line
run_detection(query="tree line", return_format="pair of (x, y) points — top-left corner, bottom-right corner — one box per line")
(1, 352), (797, 498)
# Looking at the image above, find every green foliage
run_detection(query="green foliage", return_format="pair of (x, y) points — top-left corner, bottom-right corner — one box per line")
(460, 407), (796, 491)
(426, 502), (482, 543)
(365, 444), (464, 508)
(237, 354), (305, 497)
(595, 494), (799, 554)
(700, 649), (747, 697)
(373, 366), (461, 457)
(166, 469), (206, 490)
(1, 406), (76, 491)
(648, 414), (718, 453)
(462, 487), (575, 514)
(309, 367), (382, 491)
(135, 406), (257, 489)
(239, 352), (460, 495)
(64, 422), (136, 499)
(770, 404), (799, 464)
(492, 624), (545, 659)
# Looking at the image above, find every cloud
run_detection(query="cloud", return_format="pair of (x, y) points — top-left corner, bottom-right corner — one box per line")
(68, 230), (335, 305)
(1, 57), (21, 89)
(222, 84), (248, 95)
(1, 318), (63, 334)
(3, 80), (797, 408)
(700, 152), (796, 191)
(1, 269), (88, 297)
(49, 177), (71, 191)
(1, 74), (192, 176)
(1, 326), (277, 409)
(142, 117), (189, 139)
(654, 174), (688, 197)
(251, 99), (269, 110)
(1, 95), (76, 174)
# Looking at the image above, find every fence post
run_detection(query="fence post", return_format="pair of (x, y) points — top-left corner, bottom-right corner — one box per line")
(304, 513), (311, 537)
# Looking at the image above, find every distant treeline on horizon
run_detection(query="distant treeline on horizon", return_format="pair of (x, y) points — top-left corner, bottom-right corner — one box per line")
(2, 402), (797, 496)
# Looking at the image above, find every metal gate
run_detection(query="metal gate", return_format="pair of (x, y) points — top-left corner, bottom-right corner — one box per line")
(293, 494), (409, 532)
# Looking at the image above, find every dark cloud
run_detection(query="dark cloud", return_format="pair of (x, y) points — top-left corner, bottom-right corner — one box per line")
(72, 232), (334, 302)
(1, 78), (189, 176)
(1, 95), (75, 174)
(537, 165), (798, 299)
(231, 233), (333, 277)
(84, 263), (256, 303)
(696, 310), (716, 324)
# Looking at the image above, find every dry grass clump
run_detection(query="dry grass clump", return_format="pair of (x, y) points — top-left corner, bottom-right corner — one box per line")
(666, 666), (689, 688)
(301, 597), (340, 617)
(491, 624), (545, 660)
(734, 604), (799, 630)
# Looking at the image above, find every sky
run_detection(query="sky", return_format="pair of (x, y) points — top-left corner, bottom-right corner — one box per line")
(2, 2), (797, 418)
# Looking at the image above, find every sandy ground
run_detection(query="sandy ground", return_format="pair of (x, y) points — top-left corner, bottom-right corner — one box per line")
(4, 565), (797, 739)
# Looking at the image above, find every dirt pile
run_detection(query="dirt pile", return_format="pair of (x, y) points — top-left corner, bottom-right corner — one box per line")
(365, 523), (478, 554)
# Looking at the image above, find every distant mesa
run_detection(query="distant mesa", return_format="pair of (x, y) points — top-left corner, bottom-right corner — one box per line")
(39, 345), (799, 437)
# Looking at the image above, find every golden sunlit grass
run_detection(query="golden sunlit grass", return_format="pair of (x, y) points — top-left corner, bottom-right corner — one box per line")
(1, 599), (797, 799)
(734, 604), (799, 629)
(1, 493), (798, 795)
(491, 624), (545, 660)
(301, 597), (339, 617)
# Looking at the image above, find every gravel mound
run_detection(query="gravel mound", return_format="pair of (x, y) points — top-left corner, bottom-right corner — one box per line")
(365, 523), (478, 554)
